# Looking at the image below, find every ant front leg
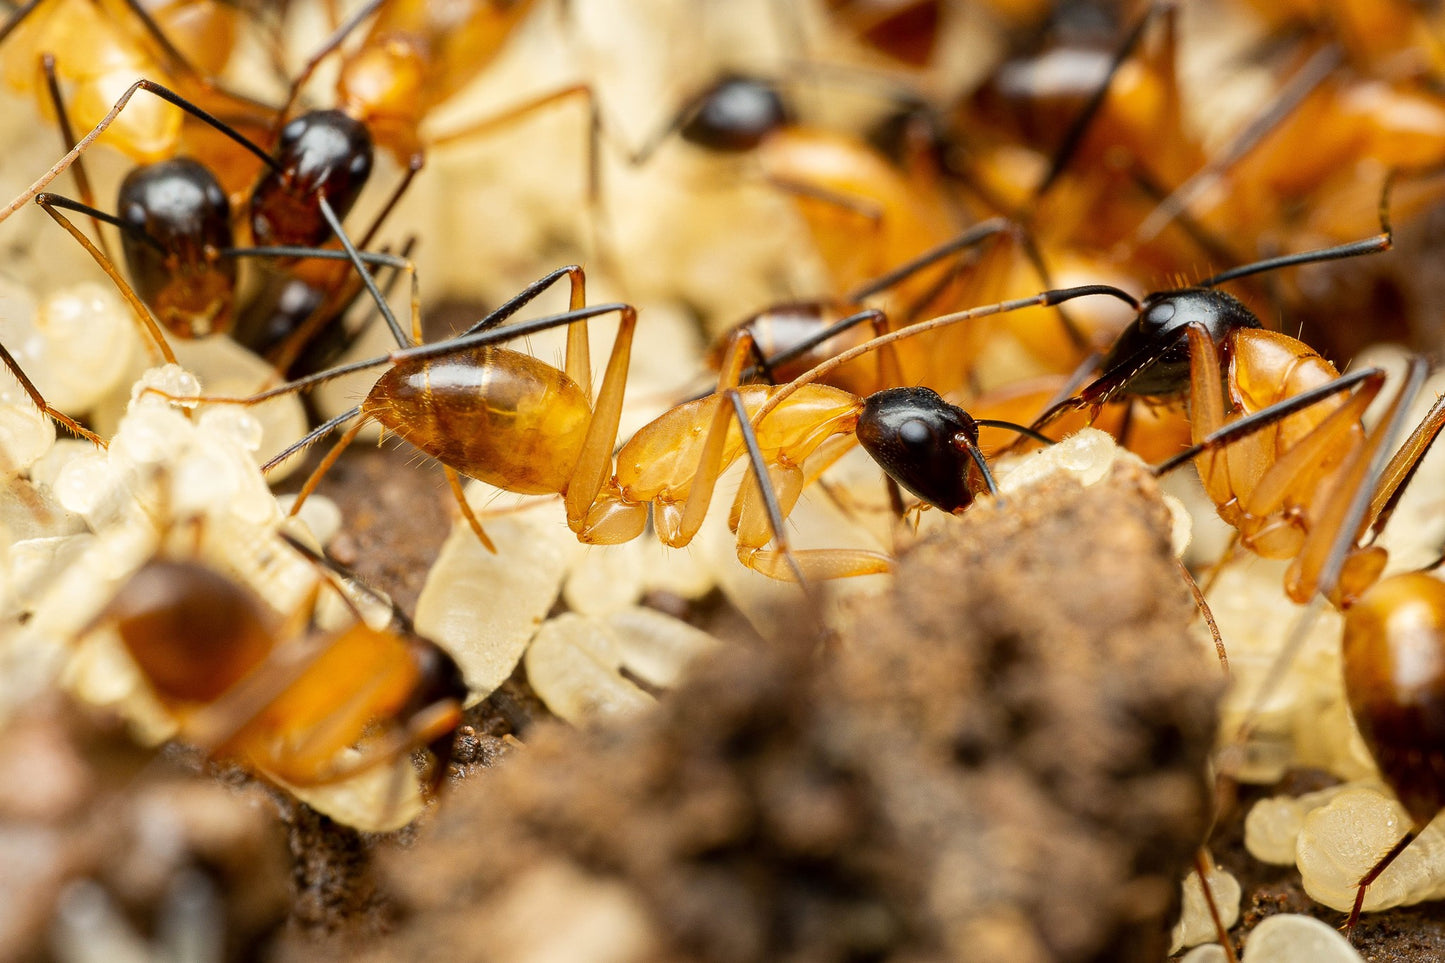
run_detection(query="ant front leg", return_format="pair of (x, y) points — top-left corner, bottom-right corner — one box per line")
(562, 303), (639, 538)
(0, 340), (104, 446)
(731, 390), (894, 582)
(34, 192), (178, 365)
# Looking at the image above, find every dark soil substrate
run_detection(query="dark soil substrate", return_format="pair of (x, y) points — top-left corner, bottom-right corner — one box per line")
(8, 443), (1445, 960)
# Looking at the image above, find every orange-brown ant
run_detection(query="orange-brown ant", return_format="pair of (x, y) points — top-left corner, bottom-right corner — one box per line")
(251, 0), (601, 273)
(1339, 570), (1445, 934)
(95, 531), (467, 796)
(1023, 202), (1445, 607)
(624, 69), (973, 310)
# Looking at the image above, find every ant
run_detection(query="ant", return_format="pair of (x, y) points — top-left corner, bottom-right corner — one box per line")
(2, 70), (422, 368)
(621, 67), (977, 312)
(248, 0), (601, 271)
(705, 217), (1026, 400)
(141, 257), (1085, 581)
(1026, 182), (1445, 608)
(1338, 569), (1445, 934)
(94, 530), (467, 796)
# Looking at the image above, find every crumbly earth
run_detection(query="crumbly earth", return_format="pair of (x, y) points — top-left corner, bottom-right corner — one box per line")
(16, 446), (1445, 960)
(270, 459), (1222, 963)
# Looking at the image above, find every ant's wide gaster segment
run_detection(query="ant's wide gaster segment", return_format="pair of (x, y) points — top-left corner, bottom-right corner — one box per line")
(1338, 572), (1445, 934)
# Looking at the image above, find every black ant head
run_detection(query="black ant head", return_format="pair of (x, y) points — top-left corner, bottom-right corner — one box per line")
(680, 75), (792, 152)
(404, 637), (469, 792)
(119, 159), (236, 336)
(251, 109), (374, 247)
(1095, 287), (1262, 399)
(119, 158), (232, 259)
(857, 386), (983, 514)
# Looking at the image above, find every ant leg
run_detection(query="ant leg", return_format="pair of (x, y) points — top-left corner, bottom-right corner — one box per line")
(444, 466), (497, 554)
(34, 193), (177, 365)
(40, 54), (113, 264)
(1031, 2), (1161, 199)
(1133, 44), (1343, 247)
(110, 0), (278, 114)
(1198, 530), (1242, 596)
(287, 417), (369, 518)
(1178, 559), (1228, 675)
(846, 217), (1014, 302)
(254, 239), (420, 374)
(768, 176), (888, 282)
(1192, 849), (1240, 963)
(1345, 830), (1418, 937)
(429, 84), (604, 252)
(1290, 360), (1430, 605)
(562, 304), (637, 531)
(459, 265), (587, 338)
(732, 391), (894, 581)
(0, 340), (104, 446)
(2, 78), (278, 226)
(269, 0), (389, 132)
(0, 0), (42, 45)
(1364, 391), (1445, 541)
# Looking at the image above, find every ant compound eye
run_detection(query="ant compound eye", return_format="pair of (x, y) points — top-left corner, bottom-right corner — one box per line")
(899, 418), (934, 448)
(281, 116), (307, 145)
(1143, 300), (1176, 328)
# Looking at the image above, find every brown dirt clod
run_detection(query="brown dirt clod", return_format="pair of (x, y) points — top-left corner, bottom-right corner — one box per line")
(284, 461), (1222, 963)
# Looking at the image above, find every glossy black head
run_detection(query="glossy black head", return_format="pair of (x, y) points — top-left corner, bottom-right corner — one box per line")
(118, 159), (237, 336)
(681, 76), (792, 152)
(403, 635), (468, 791)
(857, 386), (985, 514)
(1094, 287), (1262, 399)
(251, 109), (374, 247)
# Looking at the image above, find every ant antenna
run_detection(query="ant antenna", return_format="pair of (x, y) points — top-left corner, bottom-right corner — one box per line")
(752, 283), (1141, 427)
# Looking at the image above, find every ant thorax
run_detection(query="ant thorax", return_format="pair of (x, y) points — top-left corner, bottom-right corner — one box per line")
(1101, 289), (1262, 399)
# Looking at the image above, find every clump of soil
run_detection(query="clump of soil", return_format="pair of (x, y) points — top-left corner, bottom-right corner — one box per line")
(282, 461), (1221, 963)
(0, 696), (291, 960)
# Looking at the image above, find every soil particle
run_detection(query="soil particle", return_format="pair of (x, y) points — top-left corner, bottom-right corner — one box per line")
(0, 696), (290, 961)
(279, 461), (1222, 962)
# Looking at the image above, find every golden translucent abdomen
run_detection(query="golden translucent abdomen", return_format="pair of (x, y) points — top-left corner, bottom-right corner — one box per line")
(365, 347), (592, 496)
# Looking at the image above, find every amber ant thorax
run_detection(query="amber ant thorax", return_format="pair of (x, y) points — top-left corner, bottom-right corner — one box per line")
(857, 386), (983, 514)
(250, 109), (374, 248)
(1099, 288), (1262, 399)
(118, 158), (237, 337)
(680, 76), (792, 152)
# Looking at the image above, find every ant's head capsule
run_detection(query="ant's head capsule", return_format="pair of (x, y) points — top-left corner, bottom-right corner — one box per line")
(251, 110), (374, 248)
(681, 76), (792, 152)
(118, 159), (236, 337)
(1099, 288), (1261, 398)
(857, 386), (981, 514)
